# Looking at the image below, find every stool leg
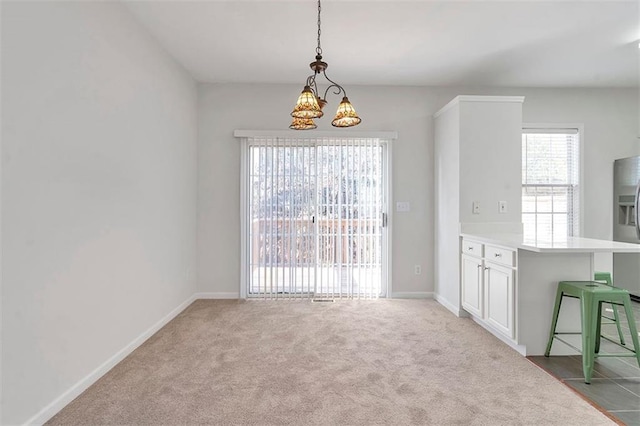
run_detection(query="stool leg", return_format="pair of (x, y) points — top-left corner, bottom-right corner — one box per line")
(545, 289), (564, 357)
(595, 301), (603, 354)
(611, 303), (626, 346)
(582, 292), (598, 384)
(621, 298), (640, 369)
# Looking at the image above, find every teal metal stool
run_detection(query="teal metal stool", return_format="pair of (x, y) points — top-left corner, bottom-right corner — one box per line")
(544, 281), (640, 384)
(594, 271), (626, 346)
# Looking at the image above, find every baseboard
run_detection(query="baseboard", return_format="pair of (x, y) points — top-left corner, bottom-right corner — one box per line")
(390, 291), (433, 299)
(24, 294), (197, 426)
(434, 293), (466, 317)
(469, 316), (527, 356)
(194, 292), (240, 299)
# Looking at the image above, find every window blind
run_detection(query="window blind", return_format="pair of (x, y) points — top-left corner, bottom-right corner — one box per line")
(245, 136), (387, 299)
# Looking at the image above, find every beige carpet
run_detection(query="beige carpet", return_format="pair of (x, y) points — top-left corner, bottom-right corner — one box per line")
(48, 299), (614, 425)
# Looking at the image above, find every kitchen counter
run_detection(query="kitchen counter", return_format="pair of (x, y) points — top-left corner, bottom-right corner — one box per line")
(460, 232), (640, 253)
(456, 231), (640, 356)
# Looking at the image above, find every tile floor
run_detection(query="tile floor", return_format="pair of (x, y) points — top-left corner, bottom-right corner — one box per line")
(529, 300), (640, 426)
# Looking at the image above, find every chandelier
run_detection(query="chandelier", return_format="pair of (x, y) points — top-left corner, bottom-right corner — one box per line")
(289, 0), (361, 130)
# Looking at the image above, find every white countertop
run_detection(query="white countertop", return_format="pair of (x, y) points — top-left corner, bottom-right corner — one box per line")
(460, 232), (640, 253)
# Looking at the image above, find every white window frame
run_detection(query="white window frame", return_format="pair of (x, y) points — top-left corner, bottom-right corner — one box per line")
(236, 130), (396, 299)
(522, 123), (584, 239)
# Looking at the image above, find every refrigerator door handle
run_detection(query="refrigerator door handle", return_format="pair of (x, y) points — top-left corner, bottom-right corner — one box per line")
(635, 179), (640, 239)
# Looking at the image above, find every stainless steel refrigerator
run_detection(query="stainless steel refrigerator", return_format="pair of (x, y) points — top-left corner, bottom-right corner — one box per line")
(613, 155), (640, 301)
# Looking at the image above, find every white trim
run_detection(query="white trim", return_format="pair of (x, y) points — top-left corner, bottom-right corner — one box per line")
(24, 294), (197, 426)
(522, 128), (579, 135)
(239, 138), (248, 299)
(469, 316), (527, 356)
(522, 123), (582, 131)
(434, 95), (525, 118)
(391, 291), (433, 299)
(383, 141), (393, 298)
(195, 292), (240, 299)
(434, 293), (468, 317)
(457, 95), (525, 103)
(234, 130), (398, 140)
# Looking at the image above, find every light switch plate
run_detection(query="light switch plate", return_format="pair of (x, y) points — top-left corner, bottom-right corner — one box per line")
(498, 201), (508, 214)
(472, 201), (480, 214)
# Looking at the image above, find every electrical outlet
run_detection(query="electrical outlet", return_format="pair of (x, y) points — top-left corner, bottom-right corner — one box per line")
(472, 201), (480, 214)
(498, 201), (508, 214)
(414, 265), (422, 275)
(396, 202), (410, 212)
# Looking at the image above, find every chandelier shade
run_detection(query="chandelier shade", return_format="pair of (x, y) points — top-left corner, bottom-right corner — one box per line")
(289, 117), (318, 130)
(291, 86), (323, 119)
(331, 97), (361, 128)
(288, 0), (361, 129)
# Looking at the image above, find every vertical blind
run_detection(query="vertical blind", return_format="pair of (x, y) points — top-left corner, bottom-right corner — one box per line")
(246, 136), (386, 300)
(522, 129), (580, 241)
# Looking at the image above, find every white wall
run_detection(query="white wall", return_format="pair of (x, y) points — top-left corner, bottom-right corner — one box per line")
(434, 103), (460, 310)
(1, 2), (198, 424)
(434, 96), (524, 313)
(198, 84), (638, 298)
(519, 88), (640, 238)
(458, 99), (523, 224)
(518, 88), (638, 273)
(0, 1), (634, 422)
(198, 84), (434, 297)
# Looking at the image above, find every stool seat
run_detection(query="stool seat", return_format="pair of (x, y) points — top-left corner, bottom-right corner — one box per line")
(594, 271), (612, 283)
(558, 281), (628, 297)
(545, 281), (640, 384)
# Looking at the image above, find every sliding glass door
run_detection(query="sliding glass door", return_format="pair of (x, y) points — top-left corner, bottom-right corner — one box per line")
(244, 136), (388, 299)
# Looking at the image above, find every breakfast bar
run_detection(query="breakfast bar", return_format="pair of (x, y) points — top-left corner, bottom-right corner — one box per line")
(458, 232), (640, 356)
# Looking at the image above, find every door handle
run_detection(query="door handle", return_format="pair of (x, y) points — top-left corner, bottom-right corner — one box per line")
(635, 179), (640, 239)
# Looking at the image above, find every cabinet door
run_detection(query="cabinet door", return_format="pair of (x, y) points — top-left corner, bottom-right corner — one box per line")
(484, 262), (515, 338)
(461, 254), (483, 317)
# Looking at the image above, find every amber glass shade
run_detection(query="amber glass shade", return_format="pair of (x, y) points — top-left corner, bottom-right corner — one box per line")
(331, 97), (361, 127)
(289, 117), (317, 130)
(291, 86), (323, 119)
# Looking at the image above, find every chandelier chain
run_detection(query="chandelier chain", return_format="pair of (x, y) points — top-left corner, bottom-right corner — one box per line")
(316, 0), (322, 56)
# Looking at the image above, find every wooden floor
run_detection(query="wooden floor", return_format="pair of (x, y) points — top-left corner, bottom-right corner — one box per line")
(529, 300), (640, 426)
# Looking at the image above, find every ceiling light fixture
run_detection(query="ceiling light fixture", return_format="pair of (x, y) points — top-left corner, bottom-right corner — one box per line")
(289, 0), (361, 130)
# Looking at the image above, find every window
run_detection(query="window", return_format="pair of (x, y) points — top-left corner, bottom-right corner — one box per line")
(522, 128), (580, 241)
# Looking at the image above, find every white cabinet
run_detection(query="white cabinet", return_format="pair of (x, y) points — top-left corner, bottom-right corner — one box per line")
(461, 254), (483, 317)
(460, 238), (517, 341)
(484, 261), (515, 339)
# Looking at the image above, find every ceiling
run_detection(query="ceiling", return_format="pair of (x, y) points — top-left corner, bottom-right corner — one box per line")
(123, 0), (639, 88)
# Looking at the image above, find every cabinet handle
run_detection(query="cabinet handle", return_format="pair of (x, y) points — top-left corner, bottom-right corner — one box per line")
(494, 253), (502, 258)
(484, 267), (490, 271)
(477, 265), (482, 269)
(468, 247), (474, 251)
